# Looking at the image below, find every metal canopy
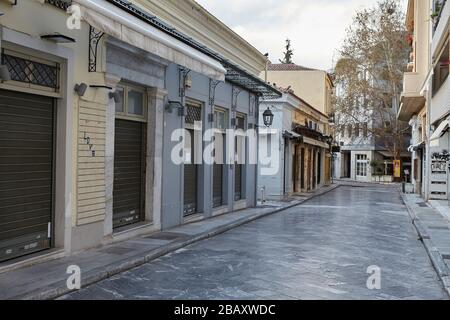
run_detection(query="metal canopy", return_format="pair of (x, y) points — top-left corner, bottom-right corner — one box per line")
(103, 0), (281, 99)
(46, 0), (281, 98)
(223, 62), (281, 99)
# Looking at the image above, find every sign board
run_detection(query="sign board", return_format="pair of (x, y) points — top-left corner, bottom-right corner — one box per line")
(393, 160), (401, 178)
(430, 159), (448, 200)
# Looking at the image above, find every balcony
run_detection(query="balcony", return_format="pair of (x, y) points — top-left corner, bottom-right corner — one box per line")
(397, 72), (426, 121)
(432, 0), (449, 55)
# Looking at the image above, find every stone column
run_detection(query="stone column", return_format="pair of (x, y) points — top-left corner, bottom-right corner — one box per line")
(147, 88), (168, 230)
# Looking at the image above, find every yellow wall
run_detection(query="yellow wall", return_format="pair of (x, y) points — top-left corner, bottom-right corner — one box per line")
(266, 70), (331, 115)
(0, 1), (109, 227)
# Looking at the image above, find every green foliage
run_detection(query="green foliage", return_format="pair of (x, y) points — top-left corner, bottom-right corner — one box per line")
(279, 39), (294, 64)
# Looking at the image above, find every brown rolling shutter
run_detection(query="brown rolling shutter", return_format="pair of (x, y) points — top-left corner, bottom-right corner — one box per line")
(0, 89), (54, 262)
(113, 119), (146, 229)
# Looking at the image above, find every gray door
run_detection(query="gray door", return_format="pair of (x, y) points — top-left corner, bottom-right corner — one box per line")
(0, 89), (54, 262)
(113, 119), (146, 229)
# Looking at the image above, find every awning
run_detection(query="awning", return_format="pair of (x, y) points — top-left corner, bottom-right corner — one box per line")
(303, 137), (329, 149)
(283, 130), (302, 141)
(74, 0), (226, 81)
(430, 119), (449, 141)
(377, 151), (412, 158)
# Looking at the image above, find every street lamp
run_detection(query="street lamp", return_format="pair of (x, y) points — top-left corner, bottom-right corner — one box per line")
(263, 107), (274, 127)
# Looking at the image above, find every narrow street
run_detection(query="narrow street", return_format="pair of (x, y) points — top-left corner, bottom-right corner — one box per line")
(62, 185), (447, 300)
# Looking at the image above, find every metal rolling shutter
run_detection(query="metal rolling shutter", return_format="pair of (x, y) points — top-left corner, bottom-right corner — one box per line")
(213, 163), (223, 207)
(213, 132), (224, 208)
(234, 164), (242, 201)
(234, 115), (245, 201)
(184, 129), (197, 216)
(113, 119), (146, 229)
(0, 89), (54, 262)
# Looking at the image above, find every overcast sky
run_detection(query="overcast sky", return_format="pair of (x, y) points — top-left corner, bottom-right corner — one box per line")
(196, 0), (408, 71)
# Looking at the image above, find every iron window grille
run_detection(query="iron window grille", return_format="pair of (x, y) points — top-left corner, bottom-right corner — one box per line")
(45, 0), (72, 10)
(185, 104), (202, 125)
(2, 52), (59, 90)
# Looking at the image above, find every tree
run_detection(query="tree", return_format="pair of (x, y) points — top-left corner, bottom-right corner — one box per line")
(279, 39), (294, 64)
(332, 0), (410, 161)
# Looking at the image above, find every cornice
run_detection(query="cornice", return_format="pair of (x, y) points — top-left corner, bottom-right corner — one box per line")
(133, 0), (267, 76)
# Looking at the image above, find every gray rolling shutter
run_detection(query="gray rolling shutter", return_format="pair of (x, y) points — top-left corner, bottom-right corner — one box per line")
(234, 115), (245, 201)
(213, 163), (223, 207)
(184, 104), (201, 217)
(184, 129), (197, 216)
(113, 119), (146, 229)
(0, 89), (54, 262)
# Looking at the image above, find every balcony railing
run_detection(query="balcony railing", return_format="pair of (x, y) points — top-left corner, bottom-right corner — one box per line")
(433, 0), (448, 34)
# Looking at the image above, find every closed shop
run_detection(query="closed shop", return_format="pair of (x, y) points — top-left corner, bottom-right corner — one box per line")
(184, 102), (202, 216)
(113, 84), (147, 229)
(213, 108), (227, 208)
(0, 89), (55, 262)
(235, 113), (246, 201)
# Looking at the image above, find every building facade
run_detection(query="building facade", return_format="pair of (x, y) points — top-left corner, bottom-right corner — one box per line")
(397, 0), (431, 196)
(258, 90), (331, 200)
(0, 0), (279, 264)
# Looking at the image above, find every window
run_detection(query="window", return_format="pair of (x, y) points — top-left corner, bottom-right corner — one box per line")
(115, 83), (147, 121)
(128, 90), (144, 115)
(347, 125), (353, 138)
(114, 87), (125, 112)
(433, 40), (450, 95)
(363, 123), (368, 137)
(214, 109), (227, 131)
(356, 154), (368, 177)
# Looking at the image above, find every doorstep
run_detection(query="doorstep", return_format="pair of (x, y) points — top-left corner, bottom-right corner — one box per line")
(0, 184), (339, 300)
(401, 193), (450, 297)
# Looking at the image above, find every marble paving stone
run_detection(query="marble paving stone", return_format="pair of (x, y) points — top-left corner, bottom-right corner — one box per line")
(62, 185), (448, 300)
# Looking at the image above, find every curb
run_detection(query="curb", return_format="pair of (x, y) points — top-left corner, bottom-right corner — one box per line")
(400, 193), (450, 298)
(16, 184), (340, 300)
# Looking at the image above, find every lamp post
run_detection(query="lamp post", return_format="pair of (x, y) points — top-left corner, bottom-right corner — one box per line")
(262, 106), (274, 127)
(325, 135), (334, 184)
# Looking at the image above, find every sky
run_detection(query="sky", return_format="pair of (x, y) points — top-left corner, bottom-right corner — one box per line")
(195, 0), (408, 71)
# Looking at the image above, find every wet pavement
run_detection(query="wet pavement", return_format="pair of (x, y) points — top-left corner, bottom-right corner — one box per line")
(62, 185), (447, 300)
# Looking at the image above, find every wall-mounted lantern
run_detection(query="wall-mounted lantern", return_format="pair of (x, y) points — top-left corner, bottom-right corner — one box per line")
(74, 83), (88, 97)
(109, 91), (122, 103)
(166, 100), (185, 116)
(263, 106), (274, 127)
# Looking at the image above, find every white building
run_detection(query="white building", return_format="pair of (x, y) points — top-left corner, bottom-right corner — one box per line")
(258, 90), (331, 200)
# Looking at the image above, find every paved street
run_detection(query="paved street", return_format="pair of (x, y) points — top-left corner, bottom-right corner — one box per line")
(62, 185), (447, 300)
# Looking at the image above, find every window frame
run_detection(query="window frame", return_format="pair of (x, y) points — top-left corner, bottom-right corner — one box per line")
(115, 82), (148, 123)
